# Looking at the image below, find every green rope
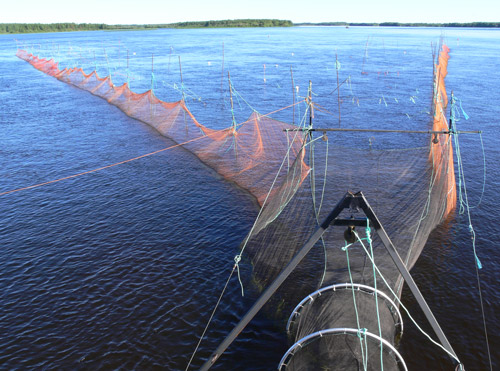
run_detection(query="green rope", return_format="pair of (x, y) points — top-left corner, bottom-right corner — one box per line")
(451, 110), (492, 370)
(451, 97), (486, 209)
(151, 71), (156, 93)
(352, 231), (461, 364)
(317, 137), (329, 217)
(366, 221), (384, 371)
(343, 242), (368, 371)
(316, 137), (329, 287)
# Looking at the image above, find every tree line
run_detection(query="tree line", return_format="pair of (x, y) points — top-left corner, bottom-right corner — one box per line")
(0, 20), (293, 34)
(296, 22), (500, 28)
(2, 20), (499, 34)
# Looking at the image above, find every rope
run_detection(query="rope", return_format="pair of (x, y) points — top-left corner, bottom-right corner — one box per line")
(352, 230), (462, 365)
(1, 100), (303, 198)
(342, 242), (368, 371)
(234, 255), (244, 296)
(452, 127), (493, 371)
(366, 221), (384, 371)
(185, 263), (237, 371)
(186, 103), (311, 367)
(237, 108), (309, 258)
(317, 137), (329, 287)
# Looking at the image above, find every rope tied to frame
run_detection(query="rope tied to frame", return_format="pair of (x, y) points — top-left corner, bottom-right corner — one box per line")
(357, 327), (368, 339)
(234, 254), (244, 296)
(364, 220), (384, 371)
(357, 327), (369, 371)
(468, 224), (482, 270)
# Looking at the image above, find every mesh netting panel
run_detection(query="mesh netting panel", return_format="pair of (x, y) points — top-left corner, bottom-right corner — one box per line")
(16, 49), (309, 207)
(244, 139), (454, 294)
(239, 45), (455, 368)
(289, 290), (398, 341)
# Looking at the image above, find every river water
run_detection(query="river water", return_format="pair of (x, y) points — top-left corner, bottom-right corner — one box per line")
(0, 26), (498, 370)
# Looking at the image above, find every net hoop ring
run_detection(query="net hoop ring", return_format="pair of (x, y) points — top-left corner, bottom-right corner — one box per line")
(278, 327), (408, 370)
(286, 283), (403, 337)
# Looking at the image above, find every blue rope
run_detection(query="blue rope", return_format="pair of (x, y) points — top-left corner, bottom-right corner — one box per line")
(366, 221), (384, 371)
(451, 94), (492, 369)
(343, 242), (368, 371)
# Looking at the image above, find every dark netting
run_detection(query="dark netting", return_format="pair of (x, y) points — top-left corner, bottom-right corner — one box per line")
(280, 331), (403, 371)
(238, 45), (455, 369)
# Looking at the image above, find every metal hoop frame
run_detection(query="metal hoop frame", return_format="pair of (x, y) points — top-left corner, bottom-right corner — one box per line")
(286, 283), (404, 337)
(278, 327), (408, 371)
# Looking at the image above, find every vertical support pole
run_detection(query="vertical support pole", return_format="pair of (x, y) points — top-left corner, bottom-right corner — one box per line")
(104, 47), (111, 83)
(151, 53), (154, 92)
(449, 91), (455, 131)
(290, 66), (295, 126)
(308, 80), (313, 128)
(221, 42), (225, 95)
(336, 53), (341, 127)
(227, 71), (238, 158)
(178, 55), (185, 101)
(228, 71), (236, 131)
(126, 49), (130, 87)
(168, 46), (172, 73)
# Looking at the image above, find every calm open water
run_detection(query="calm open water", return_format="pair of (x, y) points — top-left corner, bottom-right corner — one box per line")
(0, 27), (499, 370)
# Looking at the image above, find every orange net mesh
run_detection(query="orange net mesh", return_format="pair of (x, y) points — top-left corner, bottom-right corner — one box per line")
(431, 44), (456, 217)
(16, 49), (309, 207)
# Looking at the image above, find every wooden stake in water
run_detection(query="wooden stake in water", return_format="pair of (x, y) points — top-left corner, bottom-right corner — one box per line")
(126, 49), (130, 87)
(290, 66), (295, 125)
(336, 53), (341, 127)
(308, 81), (313, 128)
(221, 42), (225, 95)
(179, 55), (185, 101)
(228, 71), (236, 130)
(228, 71), (238, 158)
(151, 53), (154, 92)
(361, 36), (369, 75)
(168, 46), (172, 73)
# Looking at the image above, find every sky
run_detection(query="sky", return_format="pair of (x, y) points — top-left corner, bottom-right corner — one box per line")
(1, 0), (499, 24)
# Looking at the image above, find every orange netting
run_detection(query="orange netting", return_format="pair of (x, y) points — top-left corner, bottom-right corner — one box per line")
(431, 44), (456, 217)
(16, 49), (309, 206)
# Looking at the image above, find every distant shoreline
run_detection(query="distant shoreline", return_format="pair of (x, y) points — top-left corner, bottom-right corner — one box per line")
(2, 20), (499, 35)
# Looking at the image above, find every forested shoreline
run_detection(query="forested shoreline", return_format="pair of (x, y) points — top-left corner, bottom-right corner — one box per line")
(1, 20), (499, 34)
(0, 20), (292, 34)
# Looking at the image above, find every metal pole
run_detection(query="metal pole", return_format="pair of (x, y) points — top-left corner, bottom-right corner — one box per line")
(308, 81), (313, 127)
(199, 193), (353, 370)
(221, 42), (224, 94)
(290, 66), (295, 125)
(179, 55), (185, 101)
(284, 128), (481, 134)
(356, 192), (460, 362)
(228, 71), (236, 131)
(335, 53), (341, 127)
